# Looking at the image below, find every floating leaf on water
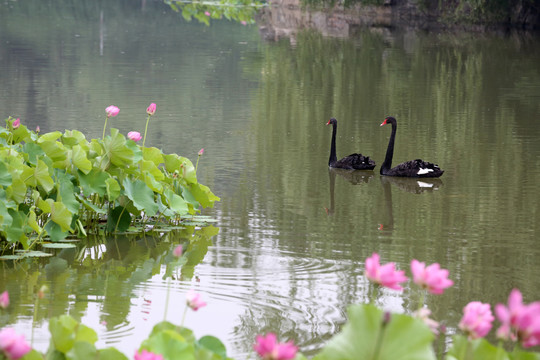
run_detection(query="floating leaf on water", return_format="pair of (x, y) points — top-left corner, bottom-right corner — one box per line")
(13, 250), (53, 257)
(181, 221), (210, 226)
(0, 255), (24, 260)
(58, 239), (81, 243)
(42, 243), (77, 249)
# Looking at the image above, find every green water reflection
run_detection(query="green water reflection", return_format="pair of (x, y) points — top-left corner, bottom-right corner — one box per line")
(0, 226), (218, 337)
(2, 0), (540, 357)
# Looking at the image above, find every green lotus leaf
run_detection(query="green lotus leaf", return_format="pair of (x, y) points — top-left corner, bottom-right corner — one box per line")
(0, 255), (23, 260)
(98, 348), (129, 360)
(314, 304), (436, 360)
(71, 144), (92, 174)
(38, 139), (67, 162)
(35, 159), (55, 193)
(51, 201), (73, 232)
(105, 177), (121, 202)
(27, 210), (43, 234)
(0, 200), (13, 228)
(198, 336), (227, 359)
(0, 161), (12, 186)
(6, 172), (27, 204)
(164, 188), (189, 215)
(141, 159), (165, 181)
(22, 142), (45, 166)
(66, 341), (98, 360)
(106, 206), (132, 233)
(142, 171), (163, 194)
(445, 335), (511, 360)
(143, 147), (164, 166)
(78, 169), (109, 197)
(58, 172), (80, 214)
(189, 183), (220, 208)
(103, 128), (134, 168)
(124, 136), (143, 159)
(18, 250), (54, 257)
(164, 153), (182, 173)
(37, 131), (62, 142)
(12, 124), (32, 144)
(42, 243), (77, 249)
(123, 178), (158, 216)
(38, 198), (53, 213)
(62, 129), (88, 147)
(6, 209), (27, 247)
(179, 156), (197, 183)
(141, 330), (195, 360)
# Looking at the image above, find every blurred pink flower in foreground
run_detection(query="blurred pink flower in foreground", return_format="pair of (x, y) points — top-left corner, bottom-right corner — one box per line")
(204, 11), (211, 16)
(241, 21), (247, 25)
(12, 118), (20, 129)
(365, 252), (408, 291)
(146, 103), (156, 116)
(186, 290), (206, 311)
(496, 288), (540, 347)
(414, 308), (440, 335)
(0, 328), (32, 360)
(0, 291), (9, 309)
(254, 333), (297, 360)
(173, 245), (183, 257)
(105, 105), (120, 117)
(198, 148), (204, 156)
(127, 131), (142, 142)
(410, 259), (453, 295)
(459, 301), (494, 339)
(134, 349), (164, 360)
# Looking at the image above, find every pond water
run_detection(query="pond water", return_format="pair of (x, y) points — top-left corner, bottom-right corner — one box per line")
(1, 1), (540, 358)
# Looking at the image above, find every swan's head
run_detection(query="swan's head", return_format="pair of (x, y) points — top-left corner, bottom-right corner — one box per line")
(327, 118), (337, 126)
(380, 116), (397, 126)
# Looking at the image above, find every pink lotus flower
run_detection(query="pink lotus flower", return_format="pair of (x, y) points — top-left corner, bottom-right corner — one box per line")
(410, 259), (453, 295)
(198, 148), (204, 156)
(414, 308), (440, 335)
(0, 291), (9, 309)
(12, 118), (20, 129)
(186, 290), (206, 311)
(127, 131), (142, 142)
(105, 105), (120, 117)
(0, 328), (32, 360)
(35, 126), (40, 133)
(134, 349), (164, 360)
(496, 289), (540, 347)
(459, 301), (494, 339)
(241, 21), (247, 25)
(173, 245), (183, 257)
(146, 103), (156, 116)
(204, 11), (211, 16)
(365, 253), (408, 291)
(254, 333), (298, 360)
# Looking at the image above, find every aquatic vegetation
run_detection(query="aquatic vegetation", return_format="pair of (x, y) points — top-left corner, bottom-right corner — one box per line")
(0, 109), (219, 251)
(165, 0), (264, 26)
(1, 249), (540, 359)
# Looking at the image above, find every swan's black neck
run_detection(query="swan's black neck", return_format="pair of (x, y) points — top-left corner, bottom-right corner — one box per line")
(381, 120), (397, 175)
(328, 121), (338, 167)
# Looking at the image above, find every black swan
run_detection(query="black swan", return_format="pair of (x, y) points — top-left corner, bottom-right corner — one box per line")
(326, 118), (375, 170)
(380, 116), (444, 178)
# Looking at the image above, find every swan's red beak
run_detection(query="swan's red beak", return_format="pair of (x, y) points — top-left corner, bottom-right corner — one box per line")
(326, 120), (331, 125)
(380, 119), (387, 126)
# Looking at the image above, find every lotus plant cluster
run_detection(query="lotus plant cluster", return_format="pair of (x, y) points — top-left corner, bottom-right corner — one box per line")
(1, 249), (540, 360)
(0, 107), (218, 249)
(363, 252), (540, 359)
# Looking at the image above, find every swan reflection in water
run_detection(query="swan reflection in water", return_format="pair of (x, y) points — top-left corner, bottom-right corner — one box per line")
(378, 176), (444, 232)
(325, 168), (374, 216)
